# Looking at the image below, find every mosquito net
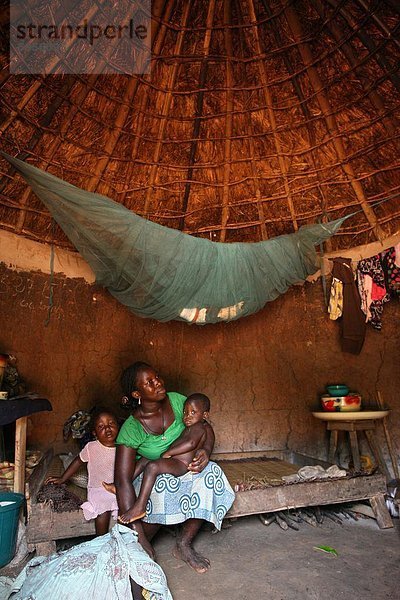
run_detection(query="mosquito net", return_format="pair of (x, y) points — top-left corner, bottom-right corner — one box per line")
(3, 152), (346, 324)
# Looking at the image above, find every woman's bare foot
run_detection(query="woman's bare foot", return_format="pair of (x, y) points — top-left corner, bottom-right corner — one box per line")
(173, 539), (210, 573)
(102, 481), (116, 494)
(118, 504), (147, 524)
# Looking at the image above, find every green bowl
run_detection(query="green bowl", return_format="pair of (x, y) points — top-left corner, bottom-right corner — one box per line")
(326, 384), (349, 397)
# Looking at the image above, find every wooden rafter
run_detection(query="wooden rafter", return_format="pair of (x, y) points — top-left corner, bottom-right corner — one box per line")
(234, 0), (268, 241)
(78, 0), (160, 194)
(247, 0), (299, 232)
(2, 0), (107, 136)
(261, 0), (331, 245)
(143, 1), (192, 214)
(14, 78), (96, 233)
(355, 0), (400, 50)
(84, 76), (140, 194)
(119, 0), (174, 207)
(327, 0), (400, 93)
(283, 1), (384, 241)
(312, 0), (399, 141)
(178, 0), (216, 232)
(220, 0), (234, 242)
(86, 0), (172, 197)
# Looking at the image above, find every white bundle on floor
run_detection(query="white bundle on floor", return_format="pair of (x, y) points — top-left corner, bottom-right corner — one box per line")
(9, 525), (172, 600)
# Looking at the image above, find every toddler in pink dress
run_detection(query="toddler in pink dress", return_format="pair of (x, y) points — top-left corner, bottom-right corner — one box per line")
(46, 410), (119, 535)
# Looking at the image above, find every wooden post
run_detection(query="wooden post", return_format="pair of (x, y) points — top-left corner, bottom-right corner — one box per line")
(328, 430), (338, 464)
(349, 431), (361, 471)
(377, 391), (399, 479)
(364, 429), (392, 482)
(370, 493), (393, 529)
(13, 416), (27, 494)
(35, 541), (57, 556)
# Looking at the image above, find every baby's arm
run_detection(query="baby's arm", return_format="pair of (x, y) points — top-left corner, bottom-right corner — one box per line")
(188, 421), (215, 472)
(162, 424), (206, 458)
(45, 456), (84, 485)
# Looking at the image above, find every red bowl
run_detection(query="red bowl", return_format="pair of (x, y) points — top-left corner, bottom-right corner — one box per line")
(321, 396), (341, 411)
(340, 394), (361, 411)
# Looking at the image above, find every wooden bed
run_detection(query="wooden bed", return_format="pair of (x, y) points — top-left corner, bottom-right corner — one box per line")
(215, 450), (391, 529)
(25, 448), (392, 555)
(25, 449), (97, 555)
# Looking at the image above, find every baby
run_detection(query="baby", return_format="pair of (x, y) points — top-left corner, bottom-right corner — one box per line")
(118, 393), (211, 524)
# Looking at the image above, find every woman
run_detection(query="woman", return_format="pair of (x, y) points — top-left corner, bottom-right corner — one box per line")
(114, 362), (235, 574)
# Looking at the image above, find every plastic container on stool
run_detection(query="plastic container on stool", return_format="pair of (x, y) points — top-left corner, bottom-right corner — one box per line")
(0, 491), (24, 568)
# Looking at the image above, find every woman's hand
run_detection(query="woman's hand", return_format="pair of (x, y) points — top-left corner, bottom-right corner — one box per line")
(188, 421), (214, 473)
(188, 448), (209, 473)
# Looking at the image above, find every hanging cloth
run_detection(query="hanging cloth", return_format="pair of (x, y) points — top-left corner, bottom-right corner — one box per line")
(328, 278), (343, 320)
(331, 257), (366, 354)
(2, 152), (347, 324)
(381, 245), (400, 298)
(357, 255), (390, 330)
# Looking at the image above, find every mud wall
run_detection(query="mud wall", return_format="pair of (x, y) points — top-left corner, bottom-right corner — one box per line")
(1, 261), (399, 465)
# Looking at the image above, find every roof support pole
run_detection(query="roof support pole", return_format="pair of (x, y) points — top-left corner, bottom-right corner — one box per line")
(1, 0), (103, 135)
(219, 0), (234, 242)
(283, 1), (383, 241)
(179, 0), (216, 231)
(247, 0), (299, 231)
(119, 0), (174, 207)
(143, 1), (192, 213)
(261, 0), (331, 244)
(312, 0), (399, 138)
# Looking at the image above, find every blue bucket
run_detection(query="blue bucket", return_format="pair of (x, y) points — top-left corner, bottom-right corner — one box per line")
(0, 491), (24, 568)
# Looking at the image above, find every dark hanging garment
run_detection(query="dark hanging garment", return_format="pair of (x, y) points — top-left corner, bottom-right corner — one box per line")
(331, 257), (366, 354)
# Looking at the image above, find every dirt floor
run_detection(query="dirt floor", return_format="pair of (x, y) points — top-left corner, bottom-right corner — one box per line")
(153, 515), (399, 600)
(1, 514), (399, 599)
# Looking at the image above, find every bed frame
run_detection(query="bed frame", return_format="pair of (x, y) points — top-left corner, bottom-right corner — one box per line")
(25, 449), (97, 555)
(215, 450), (391, 528)
(25, 448), (392, 555)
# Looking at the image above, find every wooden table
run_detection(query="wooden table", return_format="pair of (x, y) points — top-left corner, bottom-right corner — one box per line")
(0, 395), (52, 493)
(312, 411), (391, 480)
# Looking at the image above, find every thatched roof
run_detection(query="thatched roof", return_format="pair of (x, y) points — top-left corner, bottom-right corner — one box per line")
(1, 0), (399, 252)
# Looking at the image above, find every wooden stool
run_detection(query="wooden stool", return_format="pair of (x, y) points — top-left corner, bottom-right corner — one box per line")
(327, 419), (391, 480)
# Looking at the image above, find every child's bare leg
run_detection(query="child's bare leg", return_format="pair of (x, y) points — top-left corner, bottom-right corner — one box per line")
(102, 458), (150, 496)
(119, 459), (187, 524)
(133, 456), (150, 479)
(95, 510), (111, 535)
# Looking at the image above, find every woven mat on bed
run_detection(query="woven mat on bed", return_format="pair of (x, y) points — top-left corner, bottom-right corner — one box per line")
(37, 456), (87, 512)
(217, 457), (298, 489)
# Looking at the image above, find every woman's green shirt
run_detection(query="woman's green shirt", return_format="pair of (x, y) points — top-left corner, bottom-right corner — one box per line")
(116, 392), (186, 460)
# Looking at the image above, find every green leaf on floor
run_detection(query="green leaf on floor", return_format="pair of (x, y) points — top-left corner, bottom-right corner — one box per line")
(313, 545), (338, 557)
